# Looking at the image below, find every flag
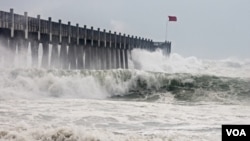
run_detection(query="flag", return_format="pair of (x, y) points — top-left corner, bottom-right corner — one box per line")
(168, 16), (177, 22)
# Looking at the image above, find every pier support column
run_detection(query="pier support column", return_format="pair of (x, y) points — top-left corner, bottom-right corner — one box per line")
(169, 43), (171, 55)
(42, 42), (49, 68)
(110, 48), (114, 69)
(111, 48), (116, 69)
(84, 45), (91, 69)
(16, 39), (28, 67)
(89, 46), (93, 69)
(115, 48), (120, 69)
(94, 46), (98, 70)
(77, 45), (84, 69)
(51, 44), (59, 69)
(30, 40), (39, 67)
(106, 47), (111, 69)
(0, 36), (8, 49)
(68, 44), (76, 69)
(60, 43), (68, 69)
(90, 46), (95, 69)
(97, 47), (104, 70)
(0, 35), (9, 66)
(124, 49), (128, 69)
(120, 49), (124, 69)
(17, 39), (28, 56)
(9, 38), (16, 66)
(98, 47), (102, 70)
(82, 46), (86, 69)
(95, 47), (100, 70)
(94, 46), (99, 70)
(129, 49), (132, 60)
(100, 47), (106, 70)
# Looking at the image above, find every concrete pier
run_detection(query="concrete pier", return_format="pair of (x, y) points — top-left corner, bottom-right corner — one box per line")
(0, 9), (171, 69)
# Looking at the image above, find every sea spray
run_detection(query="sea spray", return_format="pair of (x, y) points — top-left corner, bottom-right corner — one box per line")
(131, 49), (250, 78)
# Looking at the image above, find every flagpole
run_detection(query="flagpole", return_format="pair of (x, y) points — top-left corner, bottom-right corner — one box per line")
(166, 16), (177, 42)
(165, 19), (169, 42)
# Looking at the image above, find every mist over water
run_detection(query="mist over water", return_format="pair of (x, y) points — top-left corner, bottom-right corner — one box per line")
(1, 44), (250, 141)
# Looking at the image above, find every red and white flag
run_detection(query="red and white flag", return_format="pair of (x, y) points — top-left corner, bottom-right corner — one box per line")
(168, 16), (177, 22)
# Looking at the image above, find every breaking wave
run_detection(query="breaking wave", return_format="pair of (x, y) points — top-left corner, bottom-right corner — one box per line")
(0, 69), (249, 103)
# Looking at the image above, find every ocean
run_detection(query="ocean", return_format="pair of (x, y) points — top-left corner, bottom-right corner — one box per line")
(0, 48), (250, 141)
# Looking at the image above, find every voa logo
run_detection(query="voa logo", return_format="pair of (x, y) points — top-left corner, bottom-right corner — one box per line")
(226, 129), (246, 136)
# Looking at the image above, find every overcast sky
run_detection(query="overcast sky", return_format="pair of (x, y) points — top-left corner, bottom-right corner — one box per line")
(1, 0), (249, 59)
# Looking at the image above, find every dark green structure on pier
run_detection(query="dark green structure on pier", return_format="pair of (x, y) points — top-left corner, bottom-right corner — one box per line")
(0, 9), (171, 69)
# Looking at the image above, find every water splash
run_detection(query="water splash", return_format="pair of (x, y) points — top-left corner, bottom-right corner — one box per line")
(131, 48), (250, 78)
